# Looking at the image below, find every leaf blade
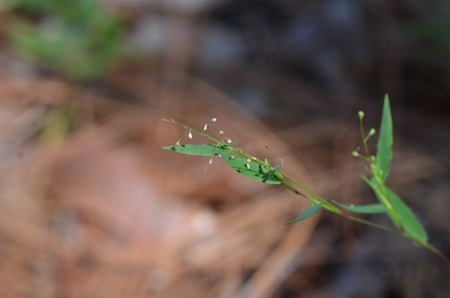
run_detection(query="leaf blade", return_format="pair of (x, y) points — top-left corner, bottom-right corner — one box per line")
(376, 95), (393, 182)
(386, 187), (428, 243)
(162, 144), (222, 156)
(284, 203), (322, 225)
(219, 150), (282, 184)
(363, 177), (428, 243)
(363, 176), (402, 228)
(333, 201), (386, 214)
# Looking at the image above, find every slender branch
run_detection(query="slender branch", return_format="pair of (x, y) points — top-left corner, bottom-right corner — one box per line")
(422, 242), (450, 265)
(279, 171), (344, 216)
(359, 113), (371, 158)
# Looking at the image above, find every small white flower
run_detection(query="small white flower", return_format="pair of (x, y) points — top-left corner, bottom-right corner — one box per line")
(203, 124), (209, 132)
(246, 163), (251, 170)
(209, 159), (213, 165)
(227, 139), (232, 144)
(219, 131), (224, 136)
(211, 118), (217, 123)
(188, 131), (193, 139)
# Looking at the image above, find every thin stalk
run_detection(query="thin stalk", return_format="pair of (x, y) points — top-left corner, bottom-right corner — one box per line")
(421, 242), (450, 265)
(360, 115), (371, 158)
(349, 217), (449, 264)
(280, 180), (316, 203)
(279, 172), (341, 213)
(347, 216), (402, 235)
(164, 119), (223, 144)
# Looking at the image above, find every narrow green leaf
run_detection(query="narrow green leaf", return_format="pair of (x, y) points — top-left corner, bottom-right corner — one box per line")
(363, 176), (402, 228)
(284, 203), (322, 225)
(385, 187), (428, 243)
(333, 201), (386, 214)
(219, 150), (282, 184)
(376, 95), (393, 182)
(363, 177), (428, 243)
(162, 144), (223, 156)
(362, 176), (388, 206)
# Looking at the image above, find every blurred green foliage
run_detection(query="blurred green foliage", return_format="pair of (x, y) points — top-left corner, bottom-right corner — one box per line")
(5, 0), (125, 82)
(39, 102), (77, 142)
(403, 3), (450, 64)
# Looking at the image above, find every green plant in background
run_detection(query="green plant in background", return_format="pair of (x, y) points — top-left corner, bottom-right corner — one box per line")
(163, 95), (449, 263)
(402, 2), (450, 66)
(5, 0), (124, 82)
(3, 0), (126, 140)
(38, 102), (77, 143)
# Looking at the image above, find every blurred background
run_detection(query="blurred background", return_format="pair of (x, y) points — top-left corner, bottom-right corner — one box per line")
(0, 0), (449, 297)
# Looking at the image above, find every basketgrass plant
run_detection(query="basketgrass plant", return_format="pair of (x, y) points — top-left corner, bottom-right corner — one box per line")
(163, 95), (449, 263)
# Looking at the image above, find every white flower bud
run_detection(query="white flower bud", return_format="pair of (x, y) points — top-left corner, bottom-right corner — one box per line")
(211, 118), (217, 123)
(188, 131), (193, 139)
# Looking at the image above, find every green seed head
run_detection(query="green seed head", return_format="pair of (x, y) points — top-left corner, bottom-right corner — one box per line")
(358, 111), (365, 119)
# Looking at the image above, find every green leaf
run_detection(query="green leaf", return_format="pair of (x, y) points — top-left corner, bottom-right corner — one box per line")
(284, 203), (322, 225)
(219, 150), (282, 184)
(363, 176), (402, 228)
(376, 95), (393, 182)
(163, 145), (282, 184)
(363, 177), (428, 243)
(40, 104), (77, 142)
(333, 201), (386, 214)
(163, 144), (223, 156)
(385, 187), (428, 243)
